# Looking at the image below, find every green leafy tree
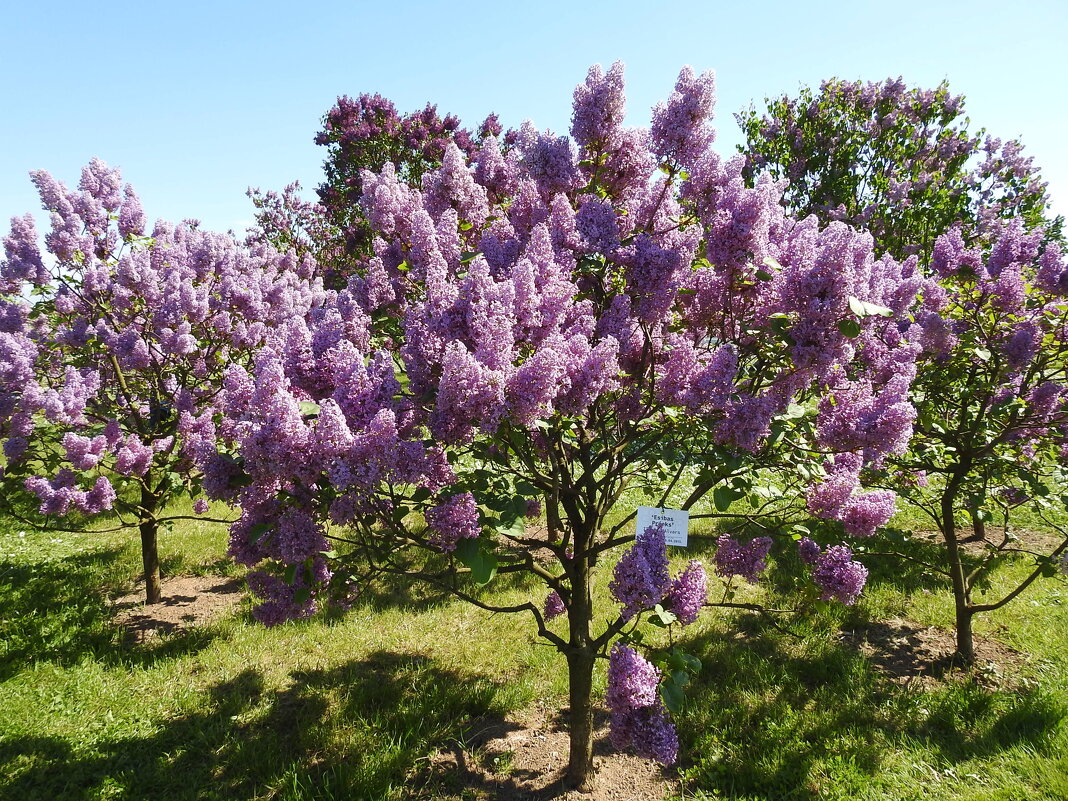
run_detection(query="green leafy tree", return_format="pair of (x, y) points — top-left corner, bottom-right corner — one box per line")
(737, 77), (1062, 265)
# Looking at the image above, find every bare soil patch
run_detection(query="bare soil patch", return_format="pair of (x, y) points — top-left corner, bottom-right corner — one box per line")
(914, 527), (1063, 557)
(427, 706), (675, 800)
(111, 574), (245, 642)
(839, 616), (1027, 688)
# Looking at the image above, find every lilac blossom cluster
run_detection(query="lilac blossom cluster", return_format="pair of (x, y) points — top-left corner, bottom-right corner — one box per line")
(544, 590), (566, 621)
(809, 544), (869, 605)
(807, 453), (897, 537)
(713, 535), (773, 583)
(665, 561), (708, 625)
(609, 524), (671, 620)
(610, 525), (708, 625)
(425, 492), (481, 552)
(606, 643), (679, 765)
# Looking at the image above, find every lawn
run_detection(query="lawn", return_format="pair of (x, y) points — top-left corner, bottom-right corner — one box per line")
(1, 502), (1067, 800)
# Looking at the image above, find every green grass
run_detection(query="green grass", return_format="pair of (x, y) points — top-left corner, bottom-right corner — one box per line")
(1, 503), (1067, 800)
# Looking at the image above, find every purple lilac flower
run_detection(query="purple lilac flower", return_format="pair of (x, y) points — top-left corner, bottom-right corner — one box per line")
(606, 643), (678, 765)
(714, 535), (773, 583)
(571, 61), (627, 151)
(544, 590), (566, 621)
(797, 537), (821, 564)
(606, 643), (660, 710)
(811, 545), (868, 604)
(650, 66), (717, 167)
(610, 523), (670, 620)
(839, 490), (896, 537)
(665, 560), (707, 625)
(425, 492), (481, 552)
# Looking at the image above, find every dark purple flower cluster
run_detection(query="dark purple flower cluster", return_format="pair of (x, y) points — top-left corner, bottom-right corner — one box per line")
(797, 537), (821, 564)
(714, 535), (773, 583)
(425, 492), (481, 552)
(609, 524), (671, 620)
(810, 544), (869, 604)
(665, 560), (708, 625)
(543, 590), (566, 621)
(606, 643), (678, 765)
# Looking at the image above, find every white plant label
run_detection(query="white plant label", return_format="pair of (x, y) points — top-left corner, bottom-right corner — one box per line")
(635, 506), (689, 548)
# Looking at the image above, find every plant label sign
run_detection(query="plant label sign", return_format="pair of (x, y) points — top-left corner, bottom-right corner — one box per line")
(635, 506), (689, 547)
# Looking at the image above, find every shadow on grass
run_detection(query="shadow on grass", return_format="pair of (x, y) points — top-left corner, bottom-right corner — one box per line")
(336, 546), (547, 618)
(677, 614), (1066, 800)
(0, 651), (513, 801)
(0, 549), (226, 681)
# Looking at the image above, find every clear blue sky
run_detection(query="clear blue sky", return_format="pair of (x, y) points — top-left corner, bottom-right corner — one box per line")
(3, 0), (1066, 235)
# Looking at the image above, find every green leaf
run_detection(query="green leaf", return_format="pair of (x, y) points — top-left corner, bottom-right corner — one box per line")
(649, 604), (677, 627)
(660, 681), (685, 715)
(671, 669), (691, 688)
(848, 296), (893, 318)
(284, 563), (298, 584)
(293, 586), (311, 605)
(838, 318), (862, 338)
(454, 538), (498, 585)
(713, 486), (745, 512)
(514, 480), (539, 497)
(494, 514), (525, 539)
(680, 652), (702, 674)
(249, 522), (272, 542)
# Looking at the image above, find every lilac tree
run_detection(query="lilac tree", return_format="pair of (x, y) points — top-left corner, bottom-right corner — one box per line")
(0, 160), (325, 603)
(868, 223), (1068, 664)
(737, 77), (1062, 264)
(313, 93), (502, 258)
(248, 98), (502, 287)
(207, 64), (920, 787)
(738, 77), (1068, 664)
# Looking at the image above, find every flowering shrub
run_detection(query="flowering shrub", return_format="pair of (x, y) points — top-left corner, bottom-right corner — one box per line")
(739, 78), (1068, 663)
(314, 93), (501, 257)
(879, 221), (1068, 662)
(205, 63), (920, 787)
(0, 159), (324, 602)
(738, 77), (1062, 264)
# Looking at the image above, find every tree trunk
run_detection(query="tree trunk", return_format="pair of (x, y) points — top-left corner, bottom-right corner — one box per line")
(955, 603), (975, 666)
(961, 504), (986, 544)
(941, 475), (974, 665)
(564, 532), (597, 792)
(565, 649), (597, 791)
(140, 484), (162, 605)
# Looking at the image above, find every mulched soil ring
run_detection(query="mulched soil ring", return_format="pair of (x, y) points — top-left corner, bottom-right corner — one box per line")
(839, 616), (1027, 688)
(111, 574), (245, 643)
